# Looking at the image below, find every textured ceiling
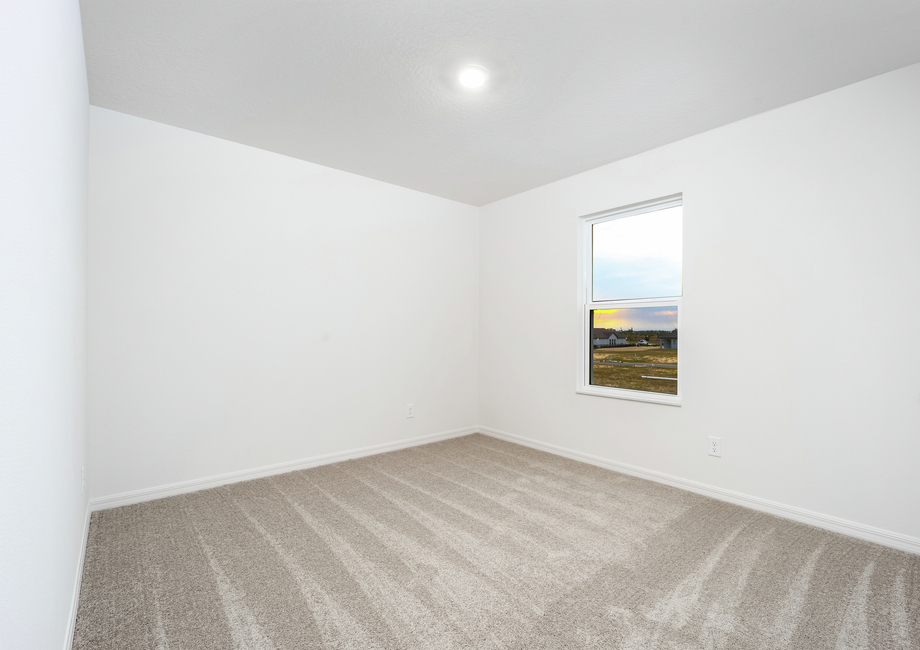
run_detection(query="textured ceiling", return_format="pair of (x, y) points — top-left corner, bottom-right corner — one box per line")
(81, 1), (920, 206)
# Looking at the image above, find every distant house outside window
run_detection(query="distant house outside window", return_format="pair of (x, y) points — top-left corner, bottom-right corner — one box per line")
(577, 195), (682, 406)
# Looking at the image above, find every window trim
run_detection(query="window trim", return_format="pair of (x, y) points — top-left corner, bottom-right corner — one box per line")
(576, 194), (683, 406)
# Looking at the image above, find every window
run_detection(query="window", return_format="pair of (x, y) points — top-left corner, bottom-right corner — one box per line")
(577, 195), (682, 405)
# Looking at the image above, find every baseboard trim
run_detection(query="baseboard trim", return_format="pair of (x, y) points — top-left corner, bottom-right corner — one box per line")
(64, 503), (91, 650)
(90, 426), (478, 512)
(479, 426), (920, 556)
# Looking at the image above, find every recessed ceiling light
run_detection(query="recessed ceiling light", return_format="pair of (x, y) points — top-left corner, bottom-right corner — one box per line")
(458, 65), (489, 89)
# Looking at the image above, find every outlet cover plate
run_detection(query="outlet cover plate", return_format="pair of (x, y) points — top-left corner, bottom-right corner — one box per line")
(708, 436), (722, 457)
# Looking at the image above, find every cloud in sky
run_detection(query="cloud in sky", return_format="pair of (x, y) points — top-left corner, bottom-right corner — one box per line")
(593, 306), (677, 331)
(593, 205), (682, 301)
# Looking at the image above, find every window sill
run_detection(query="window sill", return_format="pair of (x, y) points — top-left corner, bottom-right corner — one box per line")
(576, 386), (682, 406)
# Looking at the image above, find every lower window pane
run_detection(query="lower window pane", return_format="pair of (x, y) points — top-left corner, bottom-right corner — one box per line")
(590, 306), (678, 395)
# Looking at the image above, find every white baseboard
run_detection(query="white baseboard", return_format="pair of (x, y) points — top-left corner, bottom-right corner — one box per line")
(63, 503), (91, 650)
(479, 426), (920, 556)
(89, 426), (478, 512)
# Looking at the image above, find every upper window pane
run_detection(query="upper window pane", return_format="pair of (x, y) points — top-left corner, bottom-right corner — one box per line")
(592, 205), (682, 301)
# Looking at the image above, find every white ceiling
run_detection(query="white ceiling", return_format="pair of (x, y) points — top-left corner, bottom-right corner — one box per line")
(81, 1), (920, 206)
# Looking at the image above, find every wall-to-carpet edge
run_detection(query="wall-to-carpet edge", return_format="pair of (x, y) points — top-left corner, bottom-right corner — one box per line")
(478, 426), (920, 555)
(64, 505), (91, 650)
(89, 427), (478, 512)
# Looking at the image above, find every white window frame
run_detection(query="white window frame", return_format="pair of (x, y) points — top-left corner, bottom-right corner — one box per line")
(576, 194), (683, 406)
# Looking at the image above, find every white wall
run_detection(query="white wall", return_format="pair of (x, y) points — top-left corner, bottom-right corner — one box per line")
(87, 108), (479, 500)
(479, 63), (920, 540)
(0, 1), (88, 648)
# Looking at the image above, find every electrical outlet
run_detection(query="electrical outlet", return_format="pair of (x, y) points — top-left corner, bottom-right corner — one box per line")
(406, 404), (414, 418)
(708, 437), (722, 458)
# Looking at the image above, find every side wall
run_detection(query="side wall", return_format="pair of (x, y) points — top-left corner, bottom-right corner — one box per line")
(479, 63), (920, 541)
(0, 1), (89, 648)
(87, 108), (479, 500)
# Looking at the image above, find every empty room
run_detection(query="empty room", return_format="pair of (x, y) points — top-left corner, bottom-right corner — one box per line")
(3, 1), (920, 648)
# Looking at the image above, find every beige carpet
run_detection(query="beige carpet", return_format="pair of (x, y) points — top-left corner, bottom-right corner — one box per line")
(73, 434), (919, 649)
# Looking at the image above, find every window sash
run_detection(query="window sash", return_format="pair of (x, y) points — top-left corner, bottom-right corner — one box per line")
(583, 194), (682, 306)
(583, 300), (681, 402)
